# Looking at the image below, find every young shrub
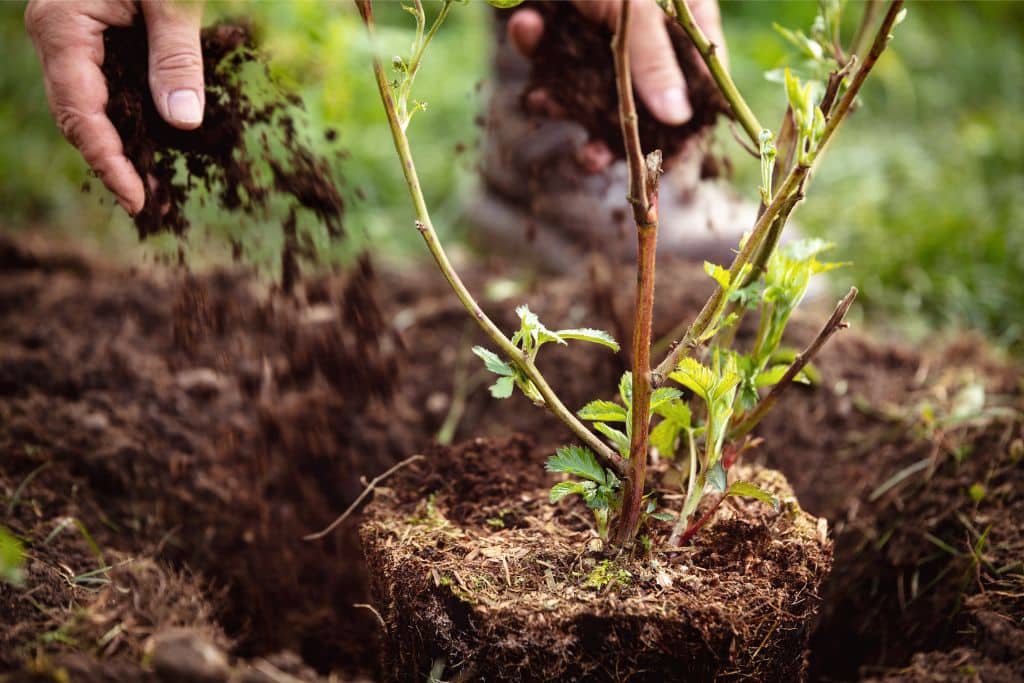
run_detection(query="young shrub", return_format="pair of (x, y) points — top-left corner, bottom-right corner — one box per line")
(357, 0), (905, 548)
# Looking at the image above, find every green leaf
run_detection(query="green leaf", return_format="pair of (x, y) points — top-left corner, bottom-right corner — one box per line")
(556, 328), (620, 352)
(472, 346), (513, 376)
(650, 419), (681, 458)
(670, 357), (718, 403)
(727, 481), (780, 511)
(650, 388), (683, 411)
(578, 400), (628, 423)
(549, 480), (594, 503)
(654, 398), (692, 425)
(618, 371), (633, 405)
(489, 375), (515, 399)
(756, 364), (790, 387)
(486, 0), (524, 7)
(708, 461), (728, 492)
(704, 261), (732, 289)
(594, 423), (630, 458)
(0, 526), (24, 587)
(649, 511), (676, 523)
(546, 446), (606, 484)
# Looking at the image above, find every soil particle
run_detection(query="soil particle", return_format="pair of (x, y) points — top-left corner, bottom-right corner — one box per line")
(102, 19), (344, 274)
(519, 1), (728, 164)
(360, 436), (832, 682)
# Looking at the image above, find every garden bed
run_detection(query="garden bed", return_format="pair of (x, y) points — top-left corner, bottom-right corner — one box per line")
(0, 235), (1020, 681)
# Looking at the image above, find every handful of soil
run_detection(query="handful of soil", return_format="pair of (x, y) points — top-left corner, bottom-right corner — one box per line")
(519, 2), (728, 162)
(102, 19), (345, 278)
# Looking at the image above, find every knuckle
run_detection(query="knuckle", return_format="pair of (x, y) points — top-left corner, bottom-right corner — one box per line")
(151, 48), (203, 76)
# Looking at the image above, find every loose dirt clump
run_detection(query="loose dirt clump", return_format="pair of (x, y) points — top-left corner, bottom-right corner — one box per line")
(102, 19), (345, 276)
(519, 2), (727, 163)
(361, 436), (832, 681)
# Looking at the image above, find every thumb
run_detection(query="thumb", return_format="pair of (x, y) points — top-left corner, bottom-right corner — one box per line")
(143, 1), (205, 129)
(629, 0), (691, 126)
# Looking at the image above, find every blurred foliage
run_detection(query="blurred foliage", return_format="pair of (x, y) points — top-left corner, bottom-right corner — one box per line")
(0, 1), (1021, 352)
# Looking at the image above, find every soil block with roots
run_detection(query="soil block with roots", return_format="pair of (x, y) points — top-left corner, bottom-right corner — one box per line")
(360, 435), (833, 682)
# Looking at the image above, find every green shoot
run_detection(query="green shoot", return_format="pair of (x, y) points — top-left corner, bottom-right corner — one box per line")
(0, 526), (25, 587)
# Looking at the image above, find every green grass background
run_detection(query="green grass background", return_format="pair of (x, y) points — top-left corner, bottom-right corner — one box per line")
(1, 1), (1021, 353)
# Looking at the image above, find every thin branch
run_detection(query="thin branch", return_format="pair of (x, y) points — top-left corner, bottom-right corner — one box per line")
(669, 0), (763, 147)
(652, 0), (902, 384)
(849, 0), (884, 63)
(817, 1), (905, 156)
(651, 162), (810, 385)
(355, 0), (623, 475)
(729, 287), (858, 440)
(304, 454), (425, 540)
(611, 0), (661, 547)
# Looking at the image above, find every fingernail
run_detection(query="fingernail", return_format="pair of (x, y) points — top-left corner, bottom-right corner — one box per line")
(167, 89), (203, 126)
(654, 88), (692, 125)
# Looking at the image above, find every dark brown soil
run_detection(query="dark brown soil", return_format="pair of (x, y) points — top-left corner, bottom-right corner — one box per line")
(361, 436), (832, 682)
(102, 19), (344, 276)
(519, 1), (728, 163)
(0, 234), (1021, 681)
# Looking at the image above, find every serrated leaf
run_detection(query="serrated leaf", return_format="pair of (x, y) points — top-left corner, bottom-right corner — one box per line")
(649, 511), (676, 522)
(650, 419), (681, 458)
(472, 346), (514, 376)
(546, 446), (606, 484)
(549, 480), (593, 504)
(618, 371), (633, 405)
(489, 375), (515, 399)
(654, 398), (692, 425)
(704, 261), (731, 289)
(727, 481), (780, 510)
(556, 328), (621, 352)
(708, 461), (728, 492)
(650, 388), (683, 411)
(578, 400), (628, 423)
(594, 423), (630, 458)
(670, 357), (717, 402)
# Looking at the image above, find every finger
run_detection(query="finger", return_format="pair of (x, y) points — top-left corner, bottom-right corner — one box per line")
(689, 0), (728, 70)
(507, 8), (544, 57)
(524, 88), (565, 119)
(142, 1), (205, 129)
(26, 3), (144, 213)
(575, 141), (615, 174)
(629, 0), (691, 125)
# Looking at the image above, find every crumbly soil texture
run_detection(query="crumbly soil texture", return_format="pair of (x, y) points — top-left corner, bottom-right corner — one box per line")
(518, 1), (728, 162)
(361, 436), (831, 682)
(103, 19), (345, 284)
(0, 234), (1021, 682)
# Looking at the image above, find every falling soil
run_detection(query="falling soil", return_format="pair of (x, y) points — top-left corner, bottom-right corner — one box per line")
(102, 19), (344, 275)
(519, 1), (728, 162)
(361, 436), (832, 681)
(0, 235), (1021, 681)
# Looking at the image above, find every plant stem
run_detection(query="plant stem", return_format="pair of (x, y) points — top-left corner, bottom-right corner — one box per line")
(651, 163), (809, 386)
(652, 0), (902, 385)
(356, 0), (624, 476)
(849, 0), (884, 63)
(669, 0), (762, 147)
(729, 287), (857, 440)
(611, 0), (661, 547)
(673, 490), (726, 546)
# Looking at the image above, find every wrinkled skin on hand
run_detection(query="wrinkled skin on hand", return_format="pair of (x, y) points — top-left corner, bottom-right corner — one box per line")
(25, 0), (205, 215)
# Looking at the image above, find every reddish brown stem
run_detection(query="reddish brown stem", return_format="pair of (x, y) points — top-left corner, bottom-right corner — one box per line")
(610, 0), (661, 547)
(675, 493), (727, 546)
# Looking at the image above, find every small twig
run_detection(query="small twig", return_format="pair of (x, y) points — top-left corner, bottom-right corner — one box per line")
(304, 454), (425, 541)
(674, 492), (727, 546)
(729, 287), (858, 439)
(354, 602), (388, 632)
(849, 0), (885, 63)
(669, 0), (763, 147)
(356, 0), (623, 476)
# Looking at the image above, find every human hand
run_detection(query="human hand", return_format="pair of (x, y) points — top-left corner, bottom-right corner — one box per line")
(507, 0), (724, 172)
(25, 0), (205, 215)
